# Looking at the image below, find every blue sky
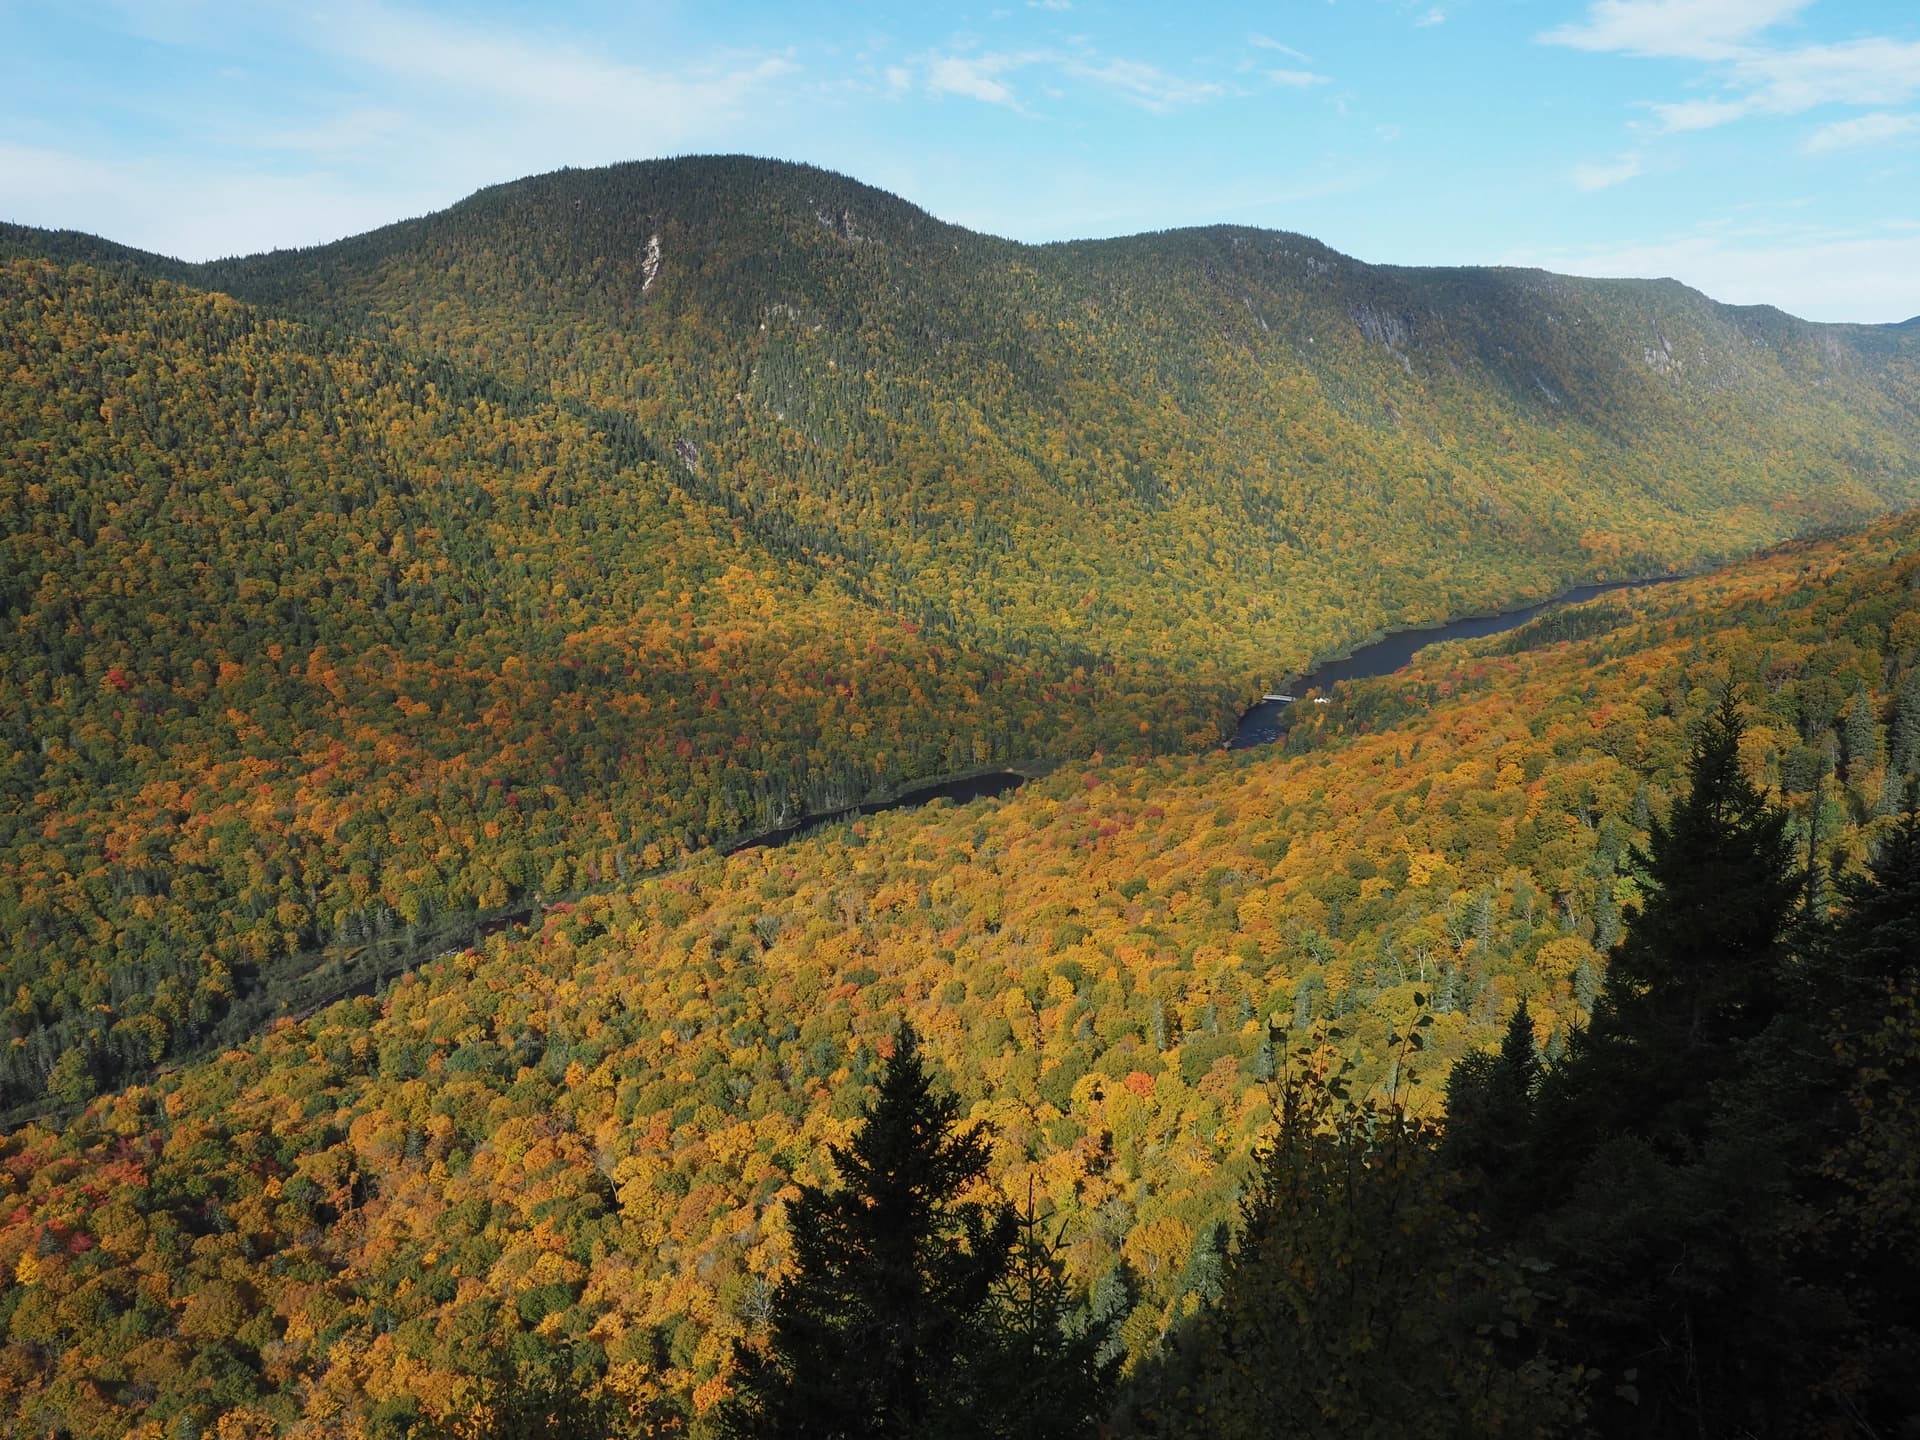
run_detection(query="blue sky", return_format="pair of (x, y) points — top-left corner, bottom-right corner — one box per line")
(2, 0), (1917, 321)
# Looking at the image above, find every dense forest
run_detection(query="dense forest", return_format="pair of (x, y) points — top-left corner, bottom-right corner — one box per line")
(5, 157), (1920, 1113)
(0, 257), (1231, 1114)
(3, 506), (1918, 1436)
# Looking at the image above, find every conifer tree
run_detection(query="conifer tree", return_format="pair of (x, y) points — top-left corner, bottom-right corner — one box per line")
(1551, 691), (1800, 1154)
(1441, 999), (1539, 1223)
(1522, 694), (1815, 1435)
(1120, 1062), (1582, 1440)
(720, 1026), (1016, 1440)
(982, 1185), (1118, 1440)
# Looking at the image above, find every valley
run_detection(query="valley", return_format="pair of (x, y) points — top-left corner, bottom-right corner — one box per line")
(1, 157), (1918, 1437)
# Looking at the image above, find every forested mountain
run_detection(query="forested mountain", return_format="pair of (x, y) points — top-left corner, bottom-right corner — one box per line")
(3, 509), (1918, 1437)
(0, 255), (1232, 1115)
(5, 158), (1920, 1114)
(9, 155), (1920, 675)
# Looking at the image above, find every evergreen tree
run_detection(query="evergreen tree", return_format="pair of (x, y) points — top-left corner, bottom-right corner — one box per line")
(1119, 1062), (1584, 1439)
(719, 1026), (1016, 1440)
(1887, 669), (1920, 778)
(982, 1186), (1118, 1440)
(1548, 691), (1800, 1156)
(1843, 680), (1880, 778)
(1441, 1000), (1539, 1224)
(1521, 696), (1823, 1435)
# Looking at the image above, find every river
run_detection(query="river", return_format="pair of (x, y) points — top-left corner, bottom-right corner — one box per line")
(733, 574), (1682, 849)
(1228, 576), (1678, 750)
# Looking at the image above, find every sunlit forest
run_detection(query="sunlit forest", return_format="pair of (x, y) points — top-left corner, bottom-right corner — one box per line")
(4, 507), (1918, 1436)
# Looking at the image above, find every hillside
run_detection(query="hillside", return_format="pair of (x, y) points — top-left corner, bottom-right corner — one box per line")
(8, 157), (1920, 674)
(3, 510), (1917, 1436)
(0, 257), (1234, 1115)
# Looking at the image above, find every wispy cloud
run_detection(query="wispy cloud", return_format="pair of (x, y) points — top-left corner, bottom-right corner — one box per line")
(918, 45), (1231, 114)
(1267, 69), (1331, 89)
(924, 51), (1042, 108)
(0, 1), (806, 259)
(1062, 57), (1232, 112)
(1540, 0), (1810, 62)
(1249, 33), (1314, 63)
(312, 2), (797, 129)
(1647, 96), (1757, 132)
(1801, 111), (1920, 155)
(1545, 1), (1920, 139)
(1572, 153), (1644, 190)
(0, 140), (428, 260)
(1415, 9), (1447, 28)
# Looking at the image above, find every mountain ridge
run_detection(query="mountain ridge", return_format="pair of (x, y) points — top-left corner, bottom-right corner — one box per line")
(6, 156), (1917, 334)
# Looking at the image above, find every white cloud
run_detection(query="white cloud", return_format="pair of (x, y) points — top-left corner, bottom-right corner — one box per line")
(925, 52), (1037, 108)
(1062, 57), (1231, 112)
(1572, 153), (1644, 190)
(1647, 96), (1757, 132)
(0, 2), (806, 260)
(312, 3), (797, 129)
(1505, 222), (1920, 323)
(1641, 38), (1920, 133)
(1415, 10), (1447, 28)
(1028, 0), (1073, 9)
(1801, 111), (1920, 154)
(918, 46), (1229, 114)
(1736, 38), (1920, 115)
(1540, 0), (1809, 62)
(884, 65), (913, 98)
(1546, 3), (1920, 137)
(0, 141), (431, 261)
(1267, 69), (1331, 88)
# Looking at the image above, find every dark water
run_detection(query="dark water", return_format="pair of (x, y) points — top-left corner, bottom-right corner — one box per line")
(1229, 576), (1678, 750)
(720, 769), (1030, 853)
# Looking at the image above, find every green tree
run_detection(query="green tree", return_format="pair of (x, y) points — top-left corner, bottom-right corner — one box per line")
(1121, 1057), (1584, 1440)
(1813, 800), (1920, 1427)
(1522, 695), (1823, 1436)
(1441, 999), (1539, 1225)
(720, 1026), (1016, 1439)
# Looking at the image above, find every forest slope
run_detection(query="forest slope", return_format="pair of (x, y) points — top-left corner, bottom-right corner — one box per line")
(7, 159), (1920, 1111)
(3, 511), (1917, 1436)
(0, 257), (1227, 1115)
(8, 156), (1920, 675)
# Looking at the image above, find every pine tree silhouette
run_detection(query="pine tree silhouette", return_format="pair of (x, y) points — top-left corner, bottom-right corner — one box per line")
(720, 1025), (1015, 1439)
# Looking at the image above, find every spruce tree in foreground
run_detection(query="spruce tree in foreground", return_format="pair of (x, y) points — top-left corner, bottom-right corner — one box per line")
(719, 1026), (1017, 1440)
(1542, 690), (1800, 1162)
(1519, 693), (1816, 1434)
(1119, 1057), (1585, 1440)
(1440, 998), (1539, 1225)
